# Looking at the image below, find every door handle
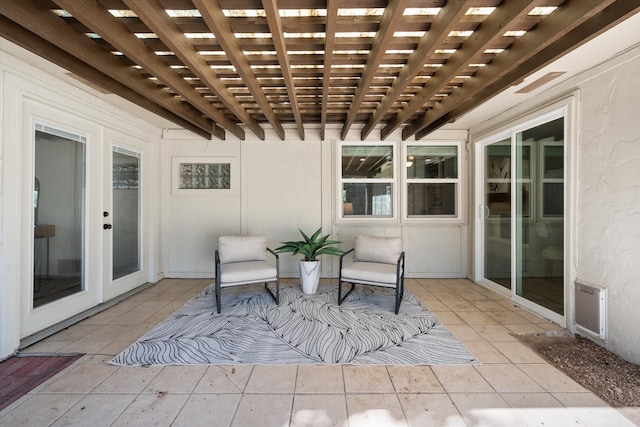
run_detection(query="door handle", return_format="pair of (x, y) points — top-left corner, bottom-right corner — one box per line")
(103, 224), (112, 230)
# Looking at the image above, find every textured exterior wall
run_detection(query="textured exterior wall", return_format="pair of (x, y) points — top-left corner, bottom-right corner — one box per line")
(578, 52), (640, 364)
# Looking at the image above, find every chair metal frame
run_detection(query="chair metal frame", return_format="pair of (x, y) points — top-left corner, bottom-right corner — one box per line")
(214, 247), (280, 313)
(338, 247), (406, 314)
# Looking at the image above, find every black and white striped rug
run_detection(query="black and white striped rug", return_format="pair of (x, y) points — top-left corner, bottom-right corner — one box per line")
(111, 284), (478, 366)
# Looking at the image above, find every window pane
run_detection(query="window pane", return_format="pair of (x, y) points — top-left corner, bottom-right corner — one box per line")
(543, 183), (563, 216)
(343, 183), (392, 217)
(407, 183), (456, 216)
(34, 129), (85, 308)
(407, 146), (457, 178)
(112, 150), (140, 280)
(342, 145), (393, 178)
(543, 145), (563, 178)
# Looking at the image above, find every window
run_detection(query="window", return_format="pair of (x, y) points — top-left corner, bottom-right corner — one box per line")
(405, 144), (460, 218)
(340, 144), (395, 218)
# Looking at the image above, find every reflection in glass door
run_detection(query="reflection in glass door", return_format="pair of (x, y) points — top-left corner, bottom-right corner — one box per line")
(112, 148), (140, 280)
(516, 118), (564, 315)
(33, 127), (85, 308)
(480, 116), (565, 316)
(484, 138), (511, 290)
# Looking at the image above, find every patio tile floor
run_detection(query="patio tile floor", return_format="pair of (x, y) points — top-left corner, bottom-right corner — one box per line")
(1, 278), (636, 426)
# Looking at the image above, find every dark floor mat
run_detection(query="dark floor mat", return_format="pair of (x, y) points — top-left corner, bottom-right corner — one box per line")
(0, 354), (83, 412)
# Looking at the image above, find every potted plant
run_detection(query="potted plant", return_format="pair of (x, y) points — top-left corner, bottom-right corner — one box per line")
(275, 228), (343, 294)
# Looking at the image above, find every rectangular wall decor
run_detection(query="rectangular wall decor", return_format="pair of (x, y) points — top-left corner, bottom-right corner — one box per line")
(172, 157), (238, 195)
(179, 162), (230, 190)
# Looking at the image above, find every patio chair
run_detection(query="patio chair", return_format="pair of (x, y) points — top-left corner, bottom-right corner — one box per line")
(214, 234), (280, 313)
(338, 235), (405, 314)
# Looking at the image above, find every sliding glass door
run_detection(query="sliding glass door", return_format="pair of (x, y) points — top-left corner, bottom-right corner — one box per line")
(478, 112), (566, 318)
(483, 138), (512, 290)
(515, 118), (565, 315)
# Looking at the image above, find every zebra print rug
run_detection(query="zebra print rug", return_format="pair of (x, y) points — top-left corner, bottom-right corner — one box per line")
(111, 284), (478, 366)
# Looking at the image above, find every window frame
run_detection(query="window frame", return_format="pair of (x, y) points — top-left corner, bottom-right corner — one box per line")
(338, 142), (398, 221)
(402, 141), (463, 221)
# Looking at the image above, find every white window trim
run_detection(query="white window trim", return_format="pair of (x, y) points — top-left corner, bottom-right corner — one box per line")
(402, 141), (463, 222)
(337, 141), (398, 221)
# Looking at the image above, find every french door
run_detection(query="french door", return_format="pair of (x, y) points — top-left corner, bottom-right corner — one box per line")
(24, 119), (101, 338)
(102, 138), (146, 301)
(23, 111), (147, 338)
(477, 110), (566, 322)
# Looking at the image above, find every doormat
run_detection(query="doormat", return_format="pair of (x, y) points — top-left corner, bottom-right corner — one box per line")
(0, 354), (82, 412)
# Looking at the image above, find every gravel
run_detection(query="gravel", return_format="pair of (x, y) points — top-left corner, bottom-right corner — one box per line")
(516, 331), (640, 408)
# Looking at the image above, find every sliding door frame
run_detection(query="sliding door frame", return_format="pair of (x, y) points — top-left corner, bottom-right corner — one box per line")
(473, 95), (579, 327)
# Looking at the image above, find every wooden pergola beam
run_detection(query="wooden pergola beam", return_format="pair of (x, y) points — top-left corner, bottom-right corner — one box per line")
(193, 0), (286, 140)
(321, 0), (339, 141)
(414, 0), (640, 139)
(124, 0), (265, 140)
(0, 0), (219, 139)
(52, 0), (245, 140)
(359, 0), (474, 140)
(0, 16), (216, 140)
(380, 0), (534, 140)
(339, 0), (410, 140)
(262, 0), (304, 140)
(405, 0), (618, 140)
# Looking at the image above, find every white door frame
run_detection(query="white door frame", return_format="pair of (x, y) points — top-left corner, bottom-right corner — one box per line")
(102, 132), (149, 301)
(20, 102), (103, 338)
(472, 97), (578, 327)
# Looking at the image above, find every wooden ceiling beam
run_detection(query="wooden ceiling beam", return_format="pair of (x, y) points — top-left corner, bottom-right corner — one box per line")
(340, 0), (411, 140)
(380, 0), (533, 140)
(0, 16), (215, 140)
(51, 0), (245, 140)
(321, 0), (339, 140)
(360, 0), (474, 140)
(123, 0), (266, 140)
(262, 0), (304, 140)
(414, 0), (640, 139)
(193, 0), (286, 140)
(405, 0), (618, 140)
(0, 0), (219, 139)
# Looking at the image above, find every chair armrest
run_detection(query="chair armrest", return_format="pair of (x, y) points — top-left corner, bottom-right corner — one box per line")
(267, 247), (280, 271)
(397, 251), (405, 277)
(339, 248), (355, 270)
(397, 251), (405, 266)
(215, 250), (221, 281)
(267, 247), (278, 259)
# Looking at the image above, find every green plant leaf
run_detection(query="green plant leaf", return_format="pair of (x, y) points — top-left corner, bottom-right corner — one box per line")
(274, 227), (343, 261)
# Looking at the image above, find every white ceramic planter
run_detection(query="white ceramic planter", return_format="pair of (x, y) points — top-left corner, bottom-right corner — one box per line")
(299, 260), (320, 294)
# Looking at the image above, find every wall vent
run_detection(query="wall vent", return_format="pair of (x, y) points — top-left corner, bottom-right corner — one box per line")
(574, 280), (605, 339)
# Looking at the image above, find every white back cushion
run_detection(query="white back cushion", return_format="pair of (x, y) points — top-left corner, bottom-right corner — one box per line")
(354, 235), (403, 265)
(218, 235), (267, 264)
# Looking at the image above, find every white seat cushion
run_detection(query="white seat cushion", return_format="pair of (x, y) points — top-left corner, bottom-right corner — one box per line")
(218, 235), (267, 264)
(341, 261), (398, 286)
(220, 261), (277, 287)
(354, 235), (402, 265)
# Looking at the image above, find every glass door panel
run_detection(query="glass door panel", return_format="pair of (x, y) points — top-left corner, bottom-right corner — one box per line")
(516, 118), (565, 315)
(112, 148), (140, 280)
(33, 128), (85, 308)
(484, 138), (511, 289)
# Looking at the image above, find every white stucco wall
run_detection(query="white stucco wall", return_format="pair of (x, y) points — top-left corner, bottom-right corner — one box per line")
(162, 128), (469, 279)
(577, 50), (640, 364)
